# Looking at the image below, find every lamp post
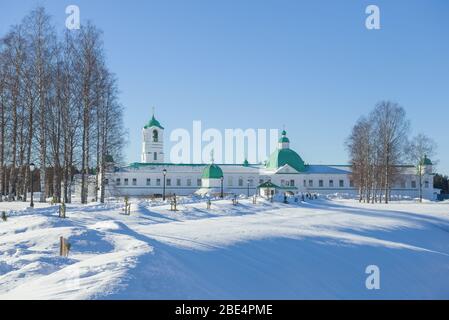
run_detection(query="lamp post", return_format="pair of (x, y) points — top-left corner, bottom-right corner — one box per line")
(247, 180), (250, 198)
(220, 176), (224, 198)
(29, 163), (35, 208)
(162, 168), (167, 201)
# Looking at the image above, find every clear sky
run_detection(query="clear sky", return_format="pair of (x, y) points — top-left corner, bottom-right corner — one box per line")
(1, 0), (448, 173)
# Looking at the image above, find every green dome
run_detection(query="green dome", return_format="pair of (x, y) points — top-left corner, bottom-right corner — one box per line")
(202, 163), (223, 179)
(420, 155), (432, 166)
(266, 148), (305, 172)
(279, 130), (290, 143)
(144, 115), (164, 129)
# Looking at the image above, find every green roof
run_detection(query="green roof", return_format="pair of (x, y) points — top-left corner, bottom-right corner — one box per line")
(420, 155), (433, 166)
(144, 115), (164, 129)
(257, 181), (280, 189)
(266, 148), (306, 172)
(201, 163), (223, 179)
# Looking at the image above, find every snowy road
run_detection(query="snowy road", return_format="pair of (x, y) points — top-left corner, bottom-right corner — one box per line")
(1, 198), (449, 299)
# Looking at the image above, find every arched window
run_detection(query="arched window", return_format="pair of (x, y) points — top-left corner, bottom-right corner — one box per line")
(152, 130), (158, 142)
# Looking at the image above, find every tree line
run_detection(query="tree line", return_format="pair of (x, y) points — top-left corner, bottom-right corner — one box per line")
(346, 101), (437, 203)
(0, 7), (126, 204)
(434, 174), (449, 195)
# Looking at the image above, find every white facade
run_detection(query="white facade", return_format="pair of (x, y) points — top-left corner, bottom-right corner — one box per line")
(98, 163), (437, 200)
(82, 115), (439, 201)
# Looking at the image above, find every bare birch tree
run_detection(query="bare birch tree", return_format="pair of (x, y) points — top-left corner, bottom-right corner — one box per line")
(406, 134), (437, 202)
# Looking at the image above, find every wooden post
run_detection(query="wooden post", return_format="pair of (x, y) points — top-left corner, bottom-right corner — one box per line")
(60, 237), (71, 257)
(123, 196), (131, 215)
(60, 236), (64, 256)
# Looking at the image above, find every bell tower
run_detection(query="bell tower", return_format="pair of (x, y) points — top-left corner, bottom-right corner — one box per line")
(141, 111), (164, 163)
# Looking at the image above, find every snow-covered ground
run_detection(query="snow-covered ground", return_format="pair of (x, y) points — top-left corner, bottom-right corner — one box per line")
(1, 197), (449, 299)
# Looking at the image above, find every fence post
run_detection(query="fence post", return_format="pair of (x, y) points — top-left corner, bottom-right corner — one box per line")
(60, 236), (64, 256)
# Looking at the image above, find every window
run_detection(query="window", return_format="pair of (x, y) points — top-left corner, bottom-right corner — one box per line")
(411, 181), (417, 188)
(228, 177), (233, 186)
(105, 179), (109, 185)
(166, 178), (171, 186)
(146, 178), (151, 186)
(116, 178), (121, 186)
(290, 180), (295, 187)
(259, 179), (264, 184)
(187, 179), (192, 186)
(248, 179), (254, 186)
(401, 181), (406, 188)
(349, 180), (354, 188)
(329, 180), (334, 188)
(176, 178), (181, 186)
(339, 180), (344, 188)
(156, 178), (161, 186)
(132, 178), (137, 186)
(281, 179), (285, 186)
(238, 178), (243, 186)
(197, 179), (202, 186)
(124, 178), (129, 186)
(308, 180), (313, 187)
(303, 180), (307, 187)
(319, 180), (323, 187)
(154, 152), (157, 161)
(425, 181), (429, 188)
(152, 130), (158, 142)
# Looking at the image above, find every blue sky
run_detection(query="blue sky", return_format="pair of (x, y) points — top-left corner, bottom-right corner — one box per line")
(1, 0), (449, 174)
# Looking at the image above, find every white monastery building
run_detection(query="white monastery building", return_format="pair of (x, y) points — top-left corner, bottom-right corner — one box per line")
(81, 114), (438, 201)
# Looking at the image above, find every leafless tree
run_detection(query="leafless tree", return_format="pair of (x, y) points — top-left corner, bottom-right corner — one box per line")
(405, 134), (437, 202)
(369, 101), (410, 203)
(347, 101), (410, 203)
(0, 7), (125, 205)
(23, 7), (58, 202)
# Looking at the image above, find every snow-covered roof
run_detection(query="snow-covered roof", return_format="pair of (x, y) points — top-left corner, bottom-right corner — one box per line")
(304, 165), (352, 174)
